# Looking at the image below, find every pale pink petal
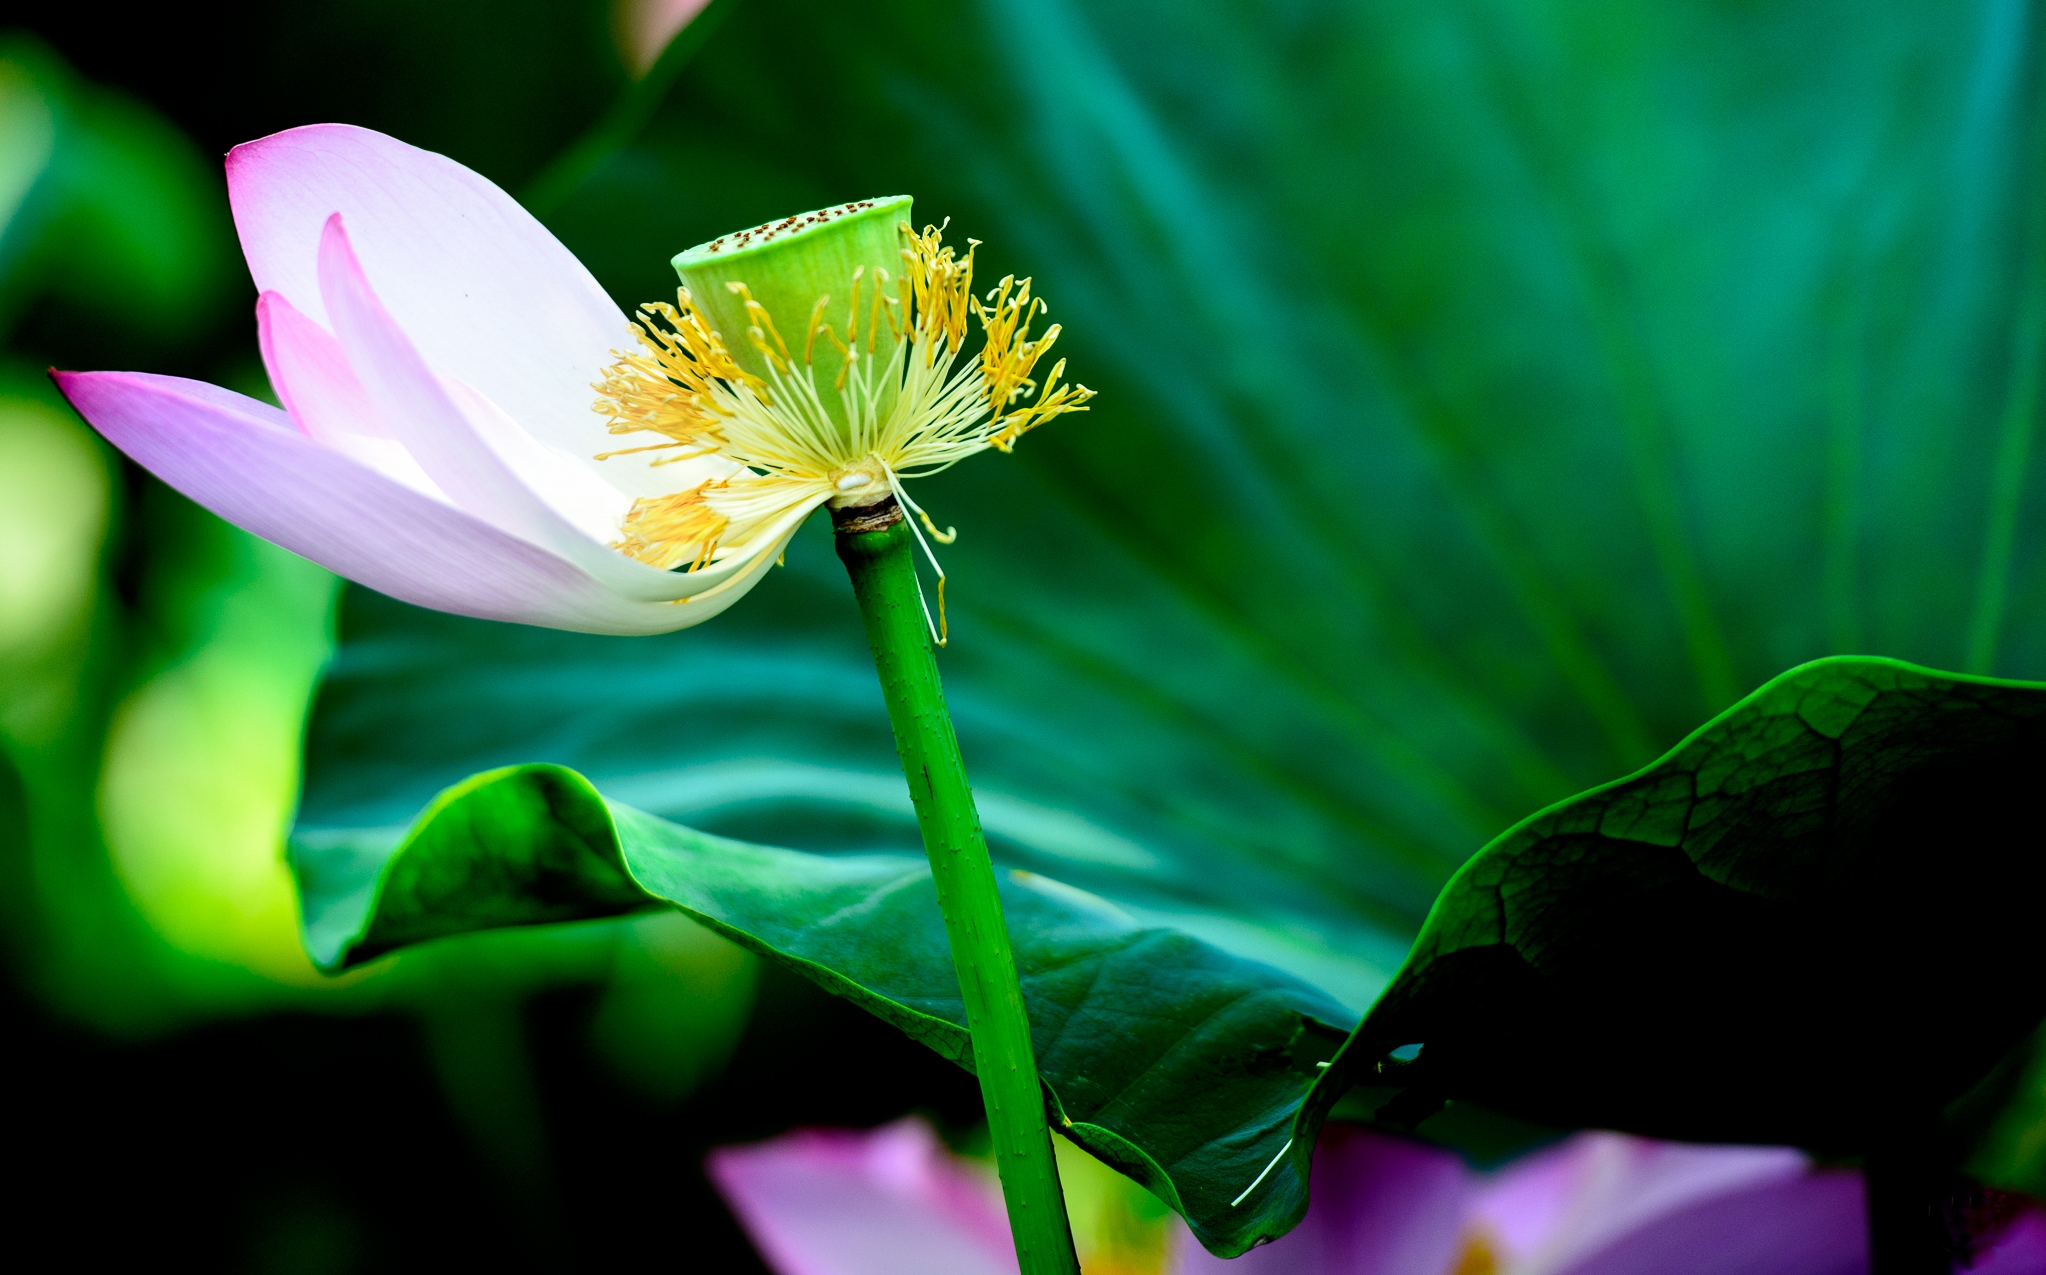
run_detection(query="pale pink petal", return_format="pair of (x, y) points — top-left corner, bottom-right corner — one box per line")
(1172, 1126), (1470, 1274)
(617, 0), (713, 73)
(53, 370), (763, 635)
(1551, 1168), (1865, 1275)
(1472, 1133), (1812, 1273)
(225, 123), (636, 479)
(257, 289), (445, 499)
(314, 212), (805, 604)
(710, 1119), (1018, 1275)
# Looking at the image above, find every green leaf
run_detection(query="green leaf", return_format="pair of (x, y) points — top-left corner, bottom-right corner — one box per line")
(293, 762), (1353, 1256)
(1316, 656), (2046, 1167)
(294, 0), (2046, 1250)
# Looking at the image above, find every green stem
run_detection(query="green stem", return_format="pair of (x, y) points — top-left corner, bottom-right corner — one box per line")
(834, 502), (1081, 1275)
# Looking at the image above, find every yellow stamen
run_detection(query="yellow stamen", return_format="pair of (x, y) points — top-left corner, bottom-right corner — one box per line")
(590, 291), (760, 462)
(727, 281), (793, 371)
(846, 265), (864, 350)
(803, 293), (831, 365)
(591, 218), (1095, 601)
(613, 481), (730, 571)
(1447, 1230), (1501, 1275)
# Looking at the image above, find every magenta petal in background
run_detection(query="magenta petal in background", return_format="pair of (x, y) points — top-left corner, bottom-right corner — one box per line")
(1970, 1210), (2046, 1275)
(711, 1117), (2046, 1275)
(1474, 1131), (1866, 1275)
(1175, 1126), (1876, 1275)
(1170, 1126), (1470, 1275)
(1554, 1171), (1866, 1275)
(709, 1118), (1018, 1275)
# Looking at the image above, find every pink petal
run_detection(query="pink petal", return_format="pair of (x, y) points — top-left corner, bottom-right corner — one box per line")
(1172, 1126), (1470, 1274)
(314, 213), (800, 604)
(257, 289), (445, 499)
(226, 123), (634, 479)
(1465, 1131), (1869, 1275)
(709, 1119), (1019, 1275)
(1972, 1208), (2046, 1275)
(1551, 1167), (1865, 1275)
(53, 370), (765, 635)
(617, 0), (713, 73)
(1471, 1133), (1812, 1270)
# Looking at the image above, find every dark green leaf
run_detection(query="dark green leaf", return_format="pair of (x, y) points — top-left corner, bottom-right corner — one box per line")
(1316, 657), (2046, 1165)
(310, 0), (2046, 1004)
(295, 762), (1353, 1256)
(295, 0), (2046, 1248)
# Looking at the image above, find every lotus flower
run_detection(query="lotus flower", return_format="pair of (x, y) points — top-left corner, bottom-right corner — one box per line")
(711, 1119), (1019, 1275)
(709, 1119), (2046, 1275)
(53, 125), (1087, 636)
(51, 125), (751, 632)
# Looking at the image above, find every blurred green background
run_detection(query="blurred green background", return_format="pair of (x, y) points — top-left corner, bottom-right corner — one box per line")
(6, 0), (2044, 1269)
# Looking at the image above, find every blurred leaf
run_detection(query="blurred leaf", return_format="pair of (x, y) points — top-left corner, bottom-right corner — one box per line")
(0, 34), (268, 1021)
(237, 0), (623, 192)
(0, 375), (112, 737)
(1052, 1132), (1179, 1275)
(1957, 1020), (2046, 1197)
(1313, 657), (2046, 1172)
(0, 47), (58, 240)
(293, 763), (1354, 1255)
(587, 910), (758, 1104)
(0, 34), (236, 347)
(97, 478), (340, 989)
(523, 0), (736, 216)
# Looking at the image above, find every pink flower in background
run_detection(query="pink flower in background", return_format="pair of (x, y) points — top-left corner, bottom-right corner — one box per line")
(710, 1119), (1017, 1275)
(1187, 1127), (1868, 1275)
(710, 1119), (2046, 1275)
(56, 125), (796, 636)
(614, 0), (713, 74)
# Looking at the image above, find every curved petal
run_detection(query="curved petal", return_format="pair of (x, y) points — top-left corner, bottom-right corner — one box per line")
(1472, 1133), (1812, 1273)
(708, 1119), (1017, 1275)
(315, 212), (814, 603)
(1552, 1170), (1866, 1275)
(52, 370), (773, 635)
(226, 123), (630, 470)
(257, 289), (445, 500)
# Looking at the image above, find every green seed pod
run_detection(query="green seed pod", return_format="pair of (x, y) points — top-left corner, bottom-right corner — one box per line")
(672, 196), (913, 396)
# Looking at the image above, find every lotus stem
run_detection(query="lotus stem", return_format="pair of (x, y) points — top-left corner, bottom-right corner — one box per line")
(833, 498), (1081, 1275)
